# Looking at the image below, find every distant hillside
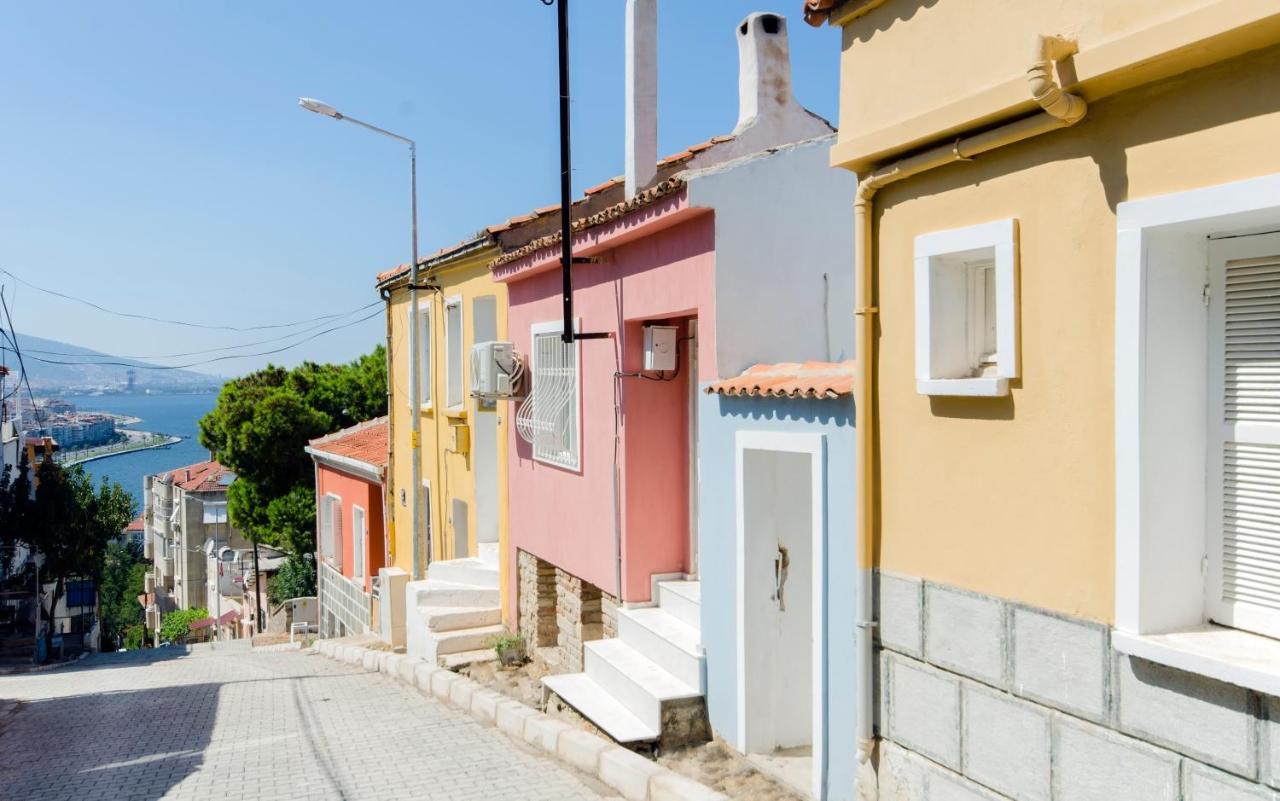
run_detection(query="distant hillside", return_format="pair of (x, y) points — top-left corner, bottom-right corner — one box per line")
(3, 333), (223, 392)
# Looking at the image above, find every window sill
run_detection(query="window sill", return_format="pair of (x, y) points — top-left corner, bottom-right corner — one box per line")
(446, 406), (467, 420)
(916, 377), (1009, 397)
(1113, 625), (1280, 697)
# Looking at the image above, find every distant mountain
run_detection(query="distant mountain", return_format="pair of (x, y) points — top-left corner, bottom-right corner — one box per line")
(3, 333), (223, 392)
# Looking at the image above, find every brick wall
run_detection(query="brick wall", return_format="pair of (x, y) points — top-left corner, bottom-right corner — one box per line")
(517, 550), (557, 650)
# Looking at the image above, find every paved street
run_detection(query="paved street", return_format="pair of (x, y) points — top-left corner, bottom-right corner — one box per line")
(0, 643), (611, 801)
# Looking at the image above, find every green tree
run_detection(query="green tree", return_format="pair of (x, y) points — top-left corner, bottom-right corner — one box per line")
(268, 553), (316, 606)
(159, 607), (208, 644)
(199, 347), (386, 598)
(99, 540), (148, 650)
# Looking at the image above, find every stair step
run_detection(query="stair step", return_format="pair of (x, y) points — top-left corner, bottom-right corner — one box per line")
(543, 673), (659, 744)
(421, 606), (501, 632)
(657, 580), (701, 630)
(438, 647), (497, 670)
(433, 624), (505, 656)
(585, 637), (700, 731)
(416, 581), (499, 608)
(618, 607), (703, 692)
(427, 558), (499, 589)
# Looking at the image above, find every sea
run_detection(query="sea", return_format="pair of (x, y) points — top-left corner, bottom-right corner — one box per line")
(64, 392), (219, 512)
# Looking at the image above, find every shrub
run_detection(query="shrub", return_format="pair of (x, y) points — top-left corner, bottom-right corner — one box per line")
(268, 553), (316, 605)
(159, 607), (208, 644)
(123, 625), (147, 650)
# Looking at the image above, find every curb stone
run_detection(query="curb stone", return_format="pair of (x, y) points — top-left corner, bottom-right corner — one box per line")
(311, 638), (729, 801)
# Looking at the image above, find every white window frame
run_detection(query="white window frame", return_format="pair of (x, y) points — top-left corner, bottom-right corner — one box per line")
(321, 493), (342, 569)
(914, 218), (1019, 396)
(352, 505), (366, 580)
(1114, 170), (1280, 696)
(408, 302), (432, 411)
(445, 295), (465, 413)
(529, 319), (582, 471)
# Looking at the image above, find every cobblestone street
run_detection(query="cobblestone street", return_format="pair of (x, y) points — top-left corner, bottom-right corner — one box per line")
(0, 643), (611, 801)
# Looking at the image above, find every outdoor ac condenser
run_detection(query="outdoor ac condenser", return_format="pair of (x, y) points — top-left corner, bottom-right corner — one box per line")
(470, 341), (523, 400)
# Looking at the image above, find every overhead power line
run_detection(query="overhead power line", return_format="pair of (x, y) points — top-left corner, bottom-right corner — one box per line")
(0, 267), (377, 332)
(0, 288), (45, 430)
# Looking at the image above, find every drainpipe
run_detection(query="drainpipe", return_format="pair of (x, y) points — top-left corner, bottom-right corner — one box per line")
(380, 286), (396, 565)
(850, 36), (1086, 794)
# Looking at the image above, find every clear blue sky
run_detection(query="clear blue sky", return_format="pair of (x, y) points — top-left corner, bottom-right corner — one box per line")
(0, 3), (841, 377)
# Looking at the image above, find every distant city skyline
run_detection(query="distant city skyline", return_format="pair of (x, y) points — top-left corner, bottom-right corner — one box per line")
(0, 4), (839, 377)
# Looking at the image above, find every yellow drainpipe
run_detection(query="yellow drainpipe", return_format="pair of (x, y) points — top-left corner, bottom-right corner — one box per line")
(852, 33), (1089, 779)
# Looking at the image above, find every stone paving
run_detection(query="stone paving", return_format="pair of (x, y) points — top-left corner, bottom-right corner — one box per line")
(0, 641), (612, 800)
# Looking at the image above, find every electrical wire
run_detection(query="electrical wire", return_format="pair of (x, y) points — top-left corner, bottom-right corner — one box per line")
(0, 267), (377, 333)
(0, 288), (45, 431)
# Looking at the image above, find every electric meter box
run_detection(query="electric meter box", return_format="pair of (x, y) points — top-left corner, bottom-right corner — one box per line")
(643, 325), (679, 372)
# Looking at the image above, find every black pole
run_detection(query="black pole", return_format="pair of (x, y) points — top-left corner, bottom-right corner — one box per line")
(252, 540), (262, 634)
(557, 0), (574, 345)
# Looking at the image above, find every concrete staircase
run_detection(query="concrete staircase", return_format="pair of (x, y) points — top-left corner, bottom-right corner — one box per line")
(405, 543), (503, 667)
(543, 579), (704, 746)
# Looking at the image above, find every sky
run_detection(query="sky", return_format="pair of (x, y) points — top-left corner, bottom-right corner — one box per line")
(0, 3), (841, 378)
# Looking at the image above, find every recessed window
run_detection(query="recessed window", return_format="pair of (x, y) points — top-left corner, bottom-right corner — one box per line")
(445, 296), (464, 411)
(516, 321), (581, 471)
(408, 303), (432, 410)
(914, 219), (1019, 396)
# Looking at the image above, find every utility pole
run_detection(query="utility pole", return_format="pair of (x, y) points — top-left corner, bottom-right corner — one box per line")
(252, 539), (262, 634)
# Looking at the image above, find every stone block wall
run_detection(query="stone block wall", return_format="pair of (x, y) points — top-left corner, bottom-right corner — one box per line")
(556, 569), (609, 673)
(517, 550), (557, 651)
(875, 570), (1280, 801)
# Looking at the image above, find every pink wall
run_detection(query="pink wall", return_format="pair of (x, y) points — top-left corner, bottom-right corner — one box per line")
(315, 465), (386, 594)
(501, 195), (716, 604)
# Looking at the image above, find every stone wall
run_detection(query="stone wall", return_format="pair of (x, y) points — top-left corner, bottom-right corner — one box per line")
(875, 570), (1280, 801)
(556, 569), (603, 673)
(517, 550), (557, 651)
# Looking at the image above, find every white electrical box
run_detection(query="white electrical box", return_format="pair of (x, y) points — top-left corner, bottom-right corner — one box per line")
(470, 341), (522, 399)
(643, 325), (679, 372)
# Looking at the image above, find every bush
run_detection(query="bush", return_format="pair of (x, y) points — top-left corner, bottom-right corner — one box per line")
(268, 554), (316, 605)
(123, 625), (147, 650)
(159, 607), (208, 644)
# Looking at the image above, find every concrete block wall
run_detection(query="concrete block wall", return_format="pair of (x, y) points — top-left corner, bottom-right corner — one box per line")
(874, 570), (1280, 801)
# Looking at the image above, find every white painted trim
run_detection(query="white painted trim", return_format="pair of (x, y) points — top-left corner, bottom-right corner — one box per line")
(914, 218), (1019, 396)
(444, 294), (465, 413)
(1115, 170), (1280, 638)
(352, 504), (366, 581)
(734, 429), (827, 800)
(305, 446), (383, 484)
(409, 302), (433, 412)
(1113, 626), (1280, 699)
(530, 318), (583, 472)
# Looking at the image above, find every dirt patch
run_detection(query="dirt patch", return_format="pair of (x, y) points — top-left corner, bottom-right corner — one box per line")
(461, 657), (804, 801)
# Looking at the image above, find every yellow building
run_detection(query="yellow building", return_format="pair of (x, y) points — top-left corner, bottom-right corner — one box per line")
(805, 1), (1280, 798)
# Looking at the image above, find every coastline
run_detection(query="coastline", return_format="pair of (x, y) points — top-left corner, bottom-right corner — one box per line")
(58, 432), (184, 468)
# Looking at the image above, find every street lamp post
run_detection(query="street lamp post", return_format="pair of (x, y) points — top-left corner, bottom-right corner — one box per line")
(298, 98), (426, 580)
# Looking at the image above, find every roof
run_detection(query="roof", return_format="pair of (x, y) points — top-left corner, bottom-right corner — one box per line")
(159, 460), (234, 493)
(705, 361), (856, 400)
(124, 515), (145, 533)
(307, 416), (388, 473)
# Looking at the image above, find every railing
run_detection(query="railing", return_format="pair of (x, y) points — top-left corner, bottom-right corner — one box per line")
(318, 561), (371, 637)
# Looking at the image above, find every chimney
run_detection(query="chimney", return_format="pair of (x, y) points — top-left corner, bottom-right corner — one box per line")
(624, 0), (658, 200)
(733, 12), (799, 135)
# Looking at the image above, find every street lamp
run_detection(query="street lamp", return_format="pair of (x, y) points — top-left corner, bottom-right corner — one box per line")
(298, 97), (427, 580)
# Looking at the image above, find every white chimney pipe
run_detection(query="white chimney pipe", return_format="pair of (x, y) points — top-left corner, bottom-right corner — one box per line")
(734, 12), (798, 135)
(625, 0), (658, 200)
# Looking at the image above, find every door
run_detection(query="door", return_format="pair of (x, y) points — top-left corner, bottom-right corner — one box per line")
(736, 431), (826, 799)
(1208, 232), (1280, 638)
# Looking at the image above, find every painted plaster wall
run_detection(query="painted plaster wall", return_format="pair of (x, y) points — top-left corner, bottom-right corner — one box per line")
(504, 213), (716, 605)
(860, 44), (1280, 623)
(315, 464), (385, 594)
(685, 136), (855, 379)
(697, 393), (857, 799)
(835, 0), (1219, 148)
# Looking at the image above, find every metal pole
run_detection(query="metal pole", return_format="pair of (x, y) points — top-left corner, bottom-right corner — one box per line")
(409, 142), (426, 579)
(32, 550), (39, 665)
(557, 0), (574, 345)
(252, 540), (262, 634)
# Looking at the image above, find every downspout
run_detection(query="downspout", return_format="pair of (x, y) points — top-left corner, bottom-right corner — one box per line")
(851, 36), (1086, 795)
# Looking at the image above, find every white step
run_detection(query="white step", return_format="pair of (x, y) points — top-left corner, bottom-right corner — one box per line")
(476, 541), (499, 567)
(427, 558), (499, 589)
(657, 580), (701, 630)
(617, 607), (704, 692)
(421, 605), (501, 632)
(432, 624), (505, 656)
(543, 673), (659, 744)
(584, 637), (700, 731)
(416, 581), (499, 608)
(438, 647), (496, 670)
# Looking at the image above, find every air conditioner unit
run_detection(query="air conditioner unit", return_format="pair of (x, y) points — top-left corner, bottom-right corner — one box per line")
(470, 341), (524, 400)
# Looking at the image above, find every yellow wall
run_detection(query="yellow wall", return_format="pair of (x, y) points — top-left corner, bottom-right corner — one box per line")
(835, 9), (1280, 621)
(385, 244), (512, 617)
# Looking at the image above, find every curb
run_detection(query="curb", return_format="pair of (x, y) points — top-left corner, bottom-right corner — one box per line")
(311, 638), (727, 801)
(0, 650), (92, 676)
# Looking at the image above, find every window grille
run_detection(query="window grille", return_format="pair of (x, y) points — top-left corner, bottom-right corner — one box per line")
(516, 328), (579, 469)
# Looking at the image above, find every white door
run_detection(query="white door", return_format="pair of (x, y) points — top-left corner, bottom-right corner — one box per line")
(1208, 232), (1280, 638)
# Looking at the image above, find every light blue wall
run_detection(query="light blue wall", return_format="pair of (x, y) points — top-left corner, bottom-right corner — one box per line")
(697, 391), (857, 801)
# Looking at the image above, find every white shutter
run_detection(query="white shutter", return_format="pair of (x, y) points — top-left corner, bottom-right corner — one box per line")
(352, 506), (365, 579)
(1209, 233), (1280, 637)
(320, 496), (333, 561)
(332, 498), (344, 573)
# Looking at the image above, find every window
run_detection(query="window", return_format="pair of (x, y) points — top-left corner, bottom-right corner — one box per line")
(352, 506), (366, 579)
(445, 296), (464, 411)
(914, 219), (1019, 396)
(408, 303), (431, 409)
(516, 321), (581, 470)
(320, 494), (343, 571)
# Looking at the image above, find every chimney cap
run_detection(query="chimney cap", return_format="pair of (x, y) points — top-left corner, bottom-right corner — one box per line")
(739, 12), (785, 36)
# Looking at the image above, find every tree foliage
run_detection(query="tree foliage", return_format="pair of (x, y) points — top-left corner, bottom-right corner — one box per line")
(159, 607), (208, 644)
(100, 540), (148, 650)
(268, 553), (316, 606)
(198, 347), (386, 591)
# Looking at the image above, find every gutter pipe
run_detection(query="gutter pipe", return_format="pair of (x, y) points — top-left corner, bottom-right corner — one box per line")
(851, 35), (1086, 793)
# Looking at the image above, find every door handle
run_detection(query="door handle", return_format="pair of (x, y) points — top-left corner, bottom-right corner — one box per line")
(772, 545), (790, 612)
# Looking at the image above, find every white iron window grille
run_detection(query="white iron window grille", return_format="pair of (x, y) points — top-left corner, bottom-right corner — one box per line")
(516, 323), (580, 470)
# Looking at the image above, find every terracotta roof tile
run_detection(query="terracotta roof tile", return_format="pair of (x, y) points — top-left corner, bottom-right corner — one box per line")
(706, 361), (855, 400)
(803, 0), (842, 26)
(308, 416), (388, 473)
(159, 460), (234, 493)
(125, 515), (145, 533)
